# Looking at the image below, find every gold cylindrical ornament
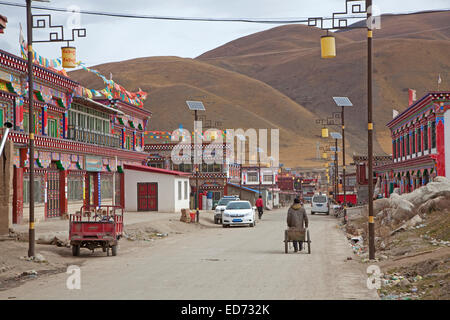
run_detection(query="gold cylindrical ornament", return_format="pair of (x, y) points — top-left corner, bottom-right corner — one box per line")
(321, 35), (336, 59)
(61, 46), (77, 68)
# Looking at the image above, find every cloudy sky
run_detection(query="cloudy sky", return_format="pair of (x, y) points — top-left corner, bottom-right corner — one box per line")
(0, 0), (449, 67)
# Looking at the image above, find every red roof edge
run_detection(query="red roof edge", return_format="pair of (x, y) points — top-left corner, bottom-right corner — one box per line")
(123, 163), (190, 177)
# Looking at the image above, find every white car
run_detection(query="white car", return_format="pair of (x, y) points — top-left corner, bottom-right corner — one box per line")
(311, 193), (329, 215)
(222, 201), (256, 228)
(214, 196), (239, 224)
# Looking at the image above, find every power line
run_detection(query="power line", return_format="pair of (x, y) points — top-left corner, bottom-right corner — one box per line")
(1, 1), (448, 25)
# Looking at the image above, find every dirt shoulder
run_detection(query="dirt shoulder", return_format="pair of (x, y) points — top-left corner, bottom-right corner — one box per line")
(0, 210), (219, 293)
(343, 205), (450, 300)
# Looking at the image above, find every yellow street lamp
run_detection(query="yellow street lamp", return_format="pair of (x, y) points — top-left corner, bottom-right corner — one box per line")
(321, 127), (329, 138)
(321, 34), (336, 59)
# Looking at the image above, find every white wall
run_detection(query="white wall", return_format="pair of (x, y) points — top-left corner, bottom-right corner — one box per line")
(124, 170), (189, 212)
(445, 110), (450, 179)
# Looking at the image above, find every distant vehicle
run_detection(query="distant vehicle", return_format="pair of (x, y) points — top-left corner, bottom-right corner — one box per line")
(222, 200), (256, 228)
(311, 193), (329, 215)
(214, 195), (240, 224)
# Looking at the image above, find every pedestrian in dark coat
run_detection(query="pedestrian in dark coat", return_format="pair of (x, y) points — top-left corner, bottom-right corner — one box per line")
(287, 198), (308, 252)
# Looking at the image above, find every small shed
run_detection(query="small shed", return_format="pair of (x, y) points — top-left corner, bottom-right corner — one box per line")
(124, 164), (190, 213)
(225, 183), (260, 207)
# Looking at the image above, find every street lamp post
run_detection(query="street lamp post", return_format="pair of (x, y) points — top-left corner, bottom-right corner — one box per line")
(333, 96), (353, 223)
(186, 101), (205, 223)
(314, 0), (376, 260)
(25, 0), (86, 257)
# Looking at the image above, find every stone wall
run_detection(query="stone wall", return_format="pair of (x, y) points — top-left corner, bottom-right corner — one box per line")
(0, 140), (13, 234)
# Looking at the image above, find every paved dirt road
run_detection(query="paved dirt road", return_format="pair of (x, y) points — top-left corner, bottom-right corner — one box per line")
(0, 207), (378, 300)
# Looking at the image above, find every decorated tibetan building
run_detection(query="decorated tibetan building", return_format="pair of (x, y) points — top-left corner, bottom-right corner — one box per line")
(374, 92), (450, 196)
(145, 141), (240, 208)
(0, 49), (151, 229)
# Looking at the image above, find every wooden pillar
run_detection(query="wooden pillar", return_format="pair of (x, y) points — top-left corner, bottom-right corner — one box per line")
(59, 170), (68, 216)
(428, 121), (432, 152)
(120, 172), (125, 209)
(435, 116), (446, 176)
(13, 166), (24, 224)
(94, 172), (100, 207)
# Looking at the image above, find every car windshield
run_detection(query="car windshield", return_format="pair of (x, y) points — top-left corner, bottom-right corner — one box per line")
(226, 202), (251, 210)
(218, 198), (236, 206)
(313, 195), (327, 203)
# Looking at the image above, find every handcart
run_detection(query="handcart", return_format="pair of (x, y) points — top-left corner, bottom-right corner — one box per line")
(284, 227), (311, 254)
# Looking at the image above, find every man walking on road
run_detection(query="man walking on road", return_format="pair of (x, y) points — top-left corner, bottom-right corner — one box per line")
(256, 195), (264, 220)
(287, 198), (308, 252)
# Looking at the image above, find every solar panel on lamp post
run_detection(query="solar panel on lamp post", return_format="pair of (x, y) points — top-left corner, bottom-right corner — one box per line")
(186, 101), (205, 223)
(333, 97), (353, 224)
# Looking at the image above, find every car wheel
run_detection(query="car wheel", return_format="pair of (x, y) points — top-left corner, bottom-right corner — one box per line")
(311, 211), (315, 215)
(222, 224), (228, 228)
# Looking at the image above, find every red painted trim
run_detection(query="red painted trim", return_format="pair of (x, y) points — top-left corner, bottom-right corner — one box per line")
(123, 163), (190, 177)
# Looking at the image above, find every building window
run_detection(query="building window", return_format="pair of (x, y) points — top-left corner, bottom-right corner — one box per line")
(263, 174), (273, 182)
(393, 140), (396, 159)
(402, 136), (405, 156)
(0, 108), (3, 128)
(406, 133), (410, 155)
(424, 124), (428, 151)
(431, 121), (436, 149)
(247, 172), (258, 182)
(396, 139), (400, 158)
(68, 177), (83, 201)
(417, 129), (422, 152)
(411, 131), (415, 154)
(48, 118), (58, 138)
(23, 176), (43, 204)
(178, 181), (182, 200)
(100, 175), (113, 200)
(184, 181), (188, 200)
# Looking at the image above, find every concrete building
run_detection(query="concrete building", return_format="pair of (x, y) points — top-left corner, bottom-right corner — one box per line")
(123, 164), (190, 212)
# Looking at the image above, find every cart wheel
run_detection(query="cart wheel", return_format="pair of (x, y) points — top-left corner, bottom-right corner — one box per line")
(72, 245), (80, 257)
(111, 245), (117, 256)
(214, 217), (218, 224)
(307, 230), (311, 254)
(284, 230), (288, 254)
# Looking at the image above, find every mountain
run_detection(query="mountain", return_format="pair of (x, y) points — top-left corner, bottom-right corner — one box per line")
(69, 56), (321, 166)
(198, 10), (450, 157)
(69, 11), (450, 168)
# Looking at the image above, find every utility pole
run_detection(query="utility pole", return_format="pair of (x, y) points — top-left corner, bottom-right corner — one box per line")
(367, 0), (375, 260)
(26, 0), (35, 258)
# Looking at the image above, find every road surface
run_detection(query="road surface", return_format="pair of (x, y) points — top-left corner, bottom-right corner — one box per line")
(0, 207), (378, 299)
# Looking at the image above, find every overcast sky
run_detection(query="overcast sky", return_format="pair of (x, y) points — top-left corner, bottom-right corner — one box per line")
(0, 0), (449, 67)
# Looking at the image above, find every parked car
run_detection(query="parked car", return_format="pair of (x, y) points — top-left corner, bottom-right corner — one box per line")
(311, 193), (329, 215)
(214, 196), (240, 224)
(222, 200), (256, 228)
